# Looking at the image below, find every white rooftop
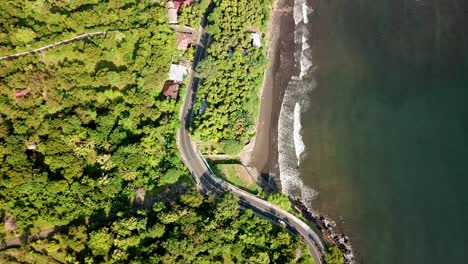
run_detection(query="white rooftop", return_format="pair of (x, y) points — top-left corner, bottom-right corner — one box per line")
(168, 64), (188, 82)
(166, 2), (178, 24)
(251, 32), (262, 47)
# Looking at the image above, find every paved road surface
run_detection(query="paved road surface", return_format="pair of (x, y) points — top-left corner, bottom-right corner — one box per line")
(176, 10), (325, 264)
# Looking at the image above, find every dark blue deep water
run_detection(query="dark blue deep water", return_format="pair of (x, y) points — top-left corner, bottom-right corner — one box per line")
(300, 1), (468, 263)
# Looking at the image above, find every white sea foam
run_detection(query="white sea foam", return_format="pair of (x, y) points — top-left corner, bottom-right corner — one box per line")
(301, 186), (319, 204)
(278, 76), (317, 203)
(302, 32), (310, 50)
(302, 3), (310, 24)
(293, 10), (313, 80)
(293, 103), (305, 166)
(293, 0), (305, 25)
(299, 52), (313, 79)
(278, 0), (319, 206)
(299, 28), (313, 79)
(295, 0), (313, 25)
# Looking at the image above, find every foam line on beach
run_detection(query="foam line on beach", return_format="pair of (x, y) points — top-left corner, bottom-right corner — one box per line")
(293, 102), (305, 166)
(278, 0), (318, 204)
(293, 0), (305, 25)
(278, 76), (318, 203)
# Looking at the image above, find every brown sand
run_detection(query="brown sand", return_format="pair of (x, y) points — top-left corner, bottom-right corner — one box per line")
(248, 0), (297, 185)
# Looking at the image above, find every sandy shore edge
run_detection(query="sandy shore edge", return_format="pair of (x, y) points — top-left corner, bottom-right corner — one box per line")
(242, 1), (357, 262)
(243, 0), (296, 188)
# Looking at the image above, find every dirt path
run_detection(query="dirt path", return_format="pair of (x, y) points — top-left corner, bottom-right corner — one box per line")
(0, 183), (187, 251)
(0, 31), (118, 61)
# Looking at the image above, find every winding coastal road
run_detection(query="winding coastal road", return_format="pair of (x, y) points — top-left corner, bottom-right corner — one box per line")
(0, 8), (325, 264)
(176, 12), (325, 264)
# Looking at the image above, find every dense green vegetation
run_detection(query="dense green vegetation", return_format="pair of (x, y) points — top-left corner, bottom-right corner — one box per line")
(324, 246), (345, 264)
(178, 0), (211, 29)
(0, 1), (167, 56)
(192, 0), (271, 146)
(0, 1), (317, 264)
(0, 1), (184, 235)
(267, 193), (293, 213)
(1, 194), (313, 264)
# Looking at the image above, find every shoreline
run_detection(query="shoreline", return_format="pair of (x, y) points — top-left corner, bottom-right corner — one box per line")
(246, 0), (296, 187)
(246, 0), (357, 262)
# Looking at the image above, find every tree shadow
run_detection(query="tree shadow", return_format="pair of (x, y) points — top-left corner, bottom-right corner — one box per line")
(83, 164), (104, 180)
(94, 60), (119, 74)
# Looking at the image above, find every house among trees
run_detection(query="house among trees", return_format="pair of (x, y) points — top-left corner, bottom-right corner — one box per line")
(162, 80), (180, 99)
(27, 142), (37, 151)
(173, 0), (192, 12)
(177, 32), (194, 50)
(167, 1), (178, 24)
(251, 32), (262, 47)
(166, 0), (193, 24)
(198, 98), (208, 115)
(227, 47), (234, 58)
(14, 89), (29, 99)
(3, 213), (18, 234)
(161, 63), (188, 100)
(168, 63), (188, 82)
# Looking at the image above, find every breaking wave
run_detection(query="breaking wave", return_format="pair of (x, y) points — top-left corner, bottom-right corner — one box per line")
(294, 0), (314, 25)
(294, 1), (313, 80)
(293, 0), (305, 25)
(302, 1), (312, 24)
(278, 0), (318, 204)
(293, 103), (305, 165)
(278, 77), (318, 203)
(300, 31), (313, 79)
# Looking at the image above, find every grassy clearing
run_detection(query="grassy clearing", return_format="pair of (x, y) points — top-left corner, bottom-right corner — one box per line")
(197, 140), (245, 155)
(212, 164), (261, 194)
(222, 140), (245, 155)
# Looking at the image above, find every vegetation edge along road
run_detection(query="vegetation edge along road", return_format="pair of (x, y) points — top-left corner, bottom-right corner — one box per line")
(176, 6), (326, 264)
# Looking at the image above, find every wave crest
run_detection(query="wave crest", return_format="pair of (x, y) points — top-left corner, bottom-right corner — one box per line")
(278, 0), (318, 203)
(293, 103), (305, 166)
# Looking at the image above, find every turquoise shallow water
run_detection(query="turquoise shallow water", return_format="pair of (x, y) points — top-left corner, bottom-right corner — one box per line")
(299, 0), (468, 263)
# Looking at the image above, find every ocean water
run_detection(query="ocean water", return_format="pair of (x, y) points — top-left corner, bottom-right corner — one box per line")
(279, 0), (468, 263)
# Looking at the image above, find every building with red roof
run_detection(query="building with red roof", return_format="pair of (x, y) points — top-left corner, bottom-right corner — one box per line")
(173, 0), (192, 12)
(14, 89), (29, 99)
(162, 80), (180, 99)
(176, 32), (193, 50)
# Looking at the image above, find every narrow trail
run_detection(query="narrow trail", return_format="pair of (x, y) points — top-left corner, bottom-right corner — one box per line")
(0, 31), (118, 61)
(0, 188), (184, 251)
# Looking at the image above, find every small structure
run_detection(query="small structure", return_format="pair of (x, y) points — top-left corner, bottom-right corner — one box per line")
(4, 214), (18, 233)
(176, 32), (193, 50)
(178, 59), (192, 68)
(198, 98), (208, 115)
(167, 1), (178, 24)
(134, 187), (146, 206)
(14, 89), (29, 99)
(168, 64), (188, 82)
(251, 32), (262, 47)
(162, 80), (180, 99)
(27, 142), (37, 151)
(167, 0), (192, 24)
(173, 0), (192, 12)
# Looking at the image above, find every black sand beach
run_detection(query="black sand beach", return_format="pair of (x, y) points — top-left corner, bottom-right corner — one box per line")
(249, 0), (296, 182)
(251, 0), (468, 263)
